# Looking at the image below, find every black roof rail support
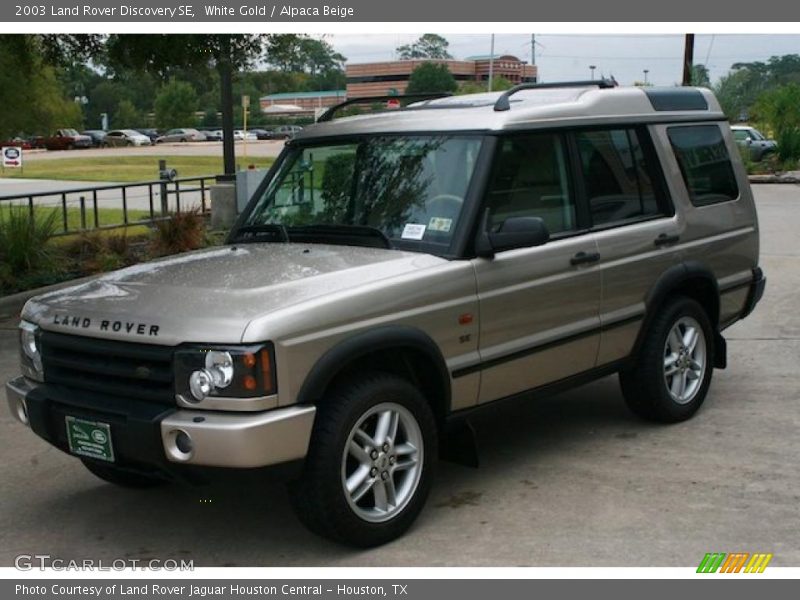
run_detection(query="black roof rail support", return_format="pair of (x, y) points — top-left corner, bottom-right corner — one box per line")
(493, 79), (617, 112)
(316, 93), (453, 123)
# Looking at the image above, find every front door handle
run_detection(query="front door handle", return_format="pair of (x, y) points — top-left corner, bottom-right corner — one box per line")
(570, 251), (601, 266)
(654, 233), (680, 247)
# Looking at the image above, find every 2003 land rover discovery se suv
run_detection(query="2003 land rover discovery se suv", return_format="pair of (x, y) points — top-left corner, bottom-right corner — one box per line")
(7, 81), (765, 547)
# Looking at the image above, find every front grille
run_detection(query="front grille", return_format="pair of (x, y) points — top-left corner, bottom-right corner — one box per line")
(41, 332), (176, 405)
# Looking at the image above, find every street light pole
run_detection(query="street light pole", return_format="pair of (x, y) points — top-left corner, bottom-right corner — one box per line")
(682, 34), (695, 86)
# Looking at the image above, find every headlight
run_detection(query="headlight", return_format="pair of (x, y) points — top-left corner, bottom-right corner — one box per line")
(175, 344), (275, 403)
(19, 321), (43, 380)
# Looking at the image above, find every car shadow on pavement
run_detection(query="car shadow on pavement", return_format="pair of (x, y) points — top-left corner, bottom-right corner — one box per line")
(23, 374), (657, 566)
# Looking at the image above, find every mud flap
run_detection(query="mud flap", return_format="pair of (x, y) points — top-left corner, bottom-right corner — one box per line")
(440, 417), (480, 468)
(714, 331), (727, 369)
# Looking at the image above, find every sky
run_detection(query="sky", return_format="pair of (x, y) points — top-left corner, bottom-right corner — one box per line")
(328, 34), (800, 86)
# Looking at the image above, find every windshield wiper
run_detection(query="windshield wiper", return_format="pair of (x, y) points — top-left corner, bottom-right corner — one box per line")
(288, 224), (392, 249)
(230, 223), (290, 243)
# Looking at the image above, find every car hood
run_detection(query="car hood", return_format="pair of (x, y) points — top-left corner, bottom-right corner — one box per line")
(23, 243), (445, 345)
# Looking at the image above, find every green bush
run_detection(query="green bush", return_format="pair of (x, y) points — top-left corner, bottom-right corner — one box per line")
(0, 206), (60, 294)
(777, 128), (800, 169)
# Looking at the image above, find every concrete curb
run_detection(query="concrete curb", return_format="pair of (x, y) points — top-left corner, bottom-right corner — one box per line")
(0, 274), (97, 319)
(749, 171), (800, 184)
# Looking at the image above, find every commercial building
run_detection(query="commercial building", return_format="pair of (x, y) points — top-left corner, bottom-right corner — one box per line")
(259, 90), (346, 116)
(346, 56), (537, 98)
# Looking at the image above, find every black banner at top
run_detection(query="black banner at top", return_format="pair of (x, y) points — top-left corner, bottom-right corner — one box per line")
(3, 0), (800, 22)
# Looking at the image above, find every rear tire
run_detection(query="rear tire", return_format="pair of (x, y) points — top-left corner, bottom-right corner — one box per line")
(620, 296), (714, 423)
(81, 459), (165, 489)
(289, 372), (437, 547)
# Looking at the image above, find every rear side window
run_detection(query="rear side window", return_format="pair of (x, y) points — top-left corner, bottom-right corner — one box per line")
(668, 125), (739, 206)
(576, 128), (664, 226)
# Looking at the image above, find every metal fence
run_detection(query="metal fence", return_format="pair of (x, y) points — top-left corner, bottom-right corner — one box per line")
(0, 175), (218, 236)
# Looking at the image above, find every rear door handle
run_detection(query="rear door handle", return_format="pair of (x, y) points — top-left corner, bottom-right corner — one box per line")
(570, 251), (601, 266)
(654, 233), (680, 247)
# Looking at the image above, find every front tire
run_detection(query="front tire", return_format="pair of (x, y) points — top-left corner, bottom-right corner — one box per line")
(620, 296), (714, 423)
(81, 459), (165, 489)
(289, 372), (437, 547)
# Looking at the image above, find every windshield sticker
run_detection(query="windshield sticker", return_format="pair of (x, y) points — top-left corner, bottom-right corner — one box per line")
(401, 223), (427, 240)
(428, 217), (452, 233)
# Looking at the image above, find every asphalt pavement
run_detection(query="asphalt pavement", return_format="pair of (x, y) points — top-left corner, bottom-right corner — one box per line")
(0, 183), (798, 567)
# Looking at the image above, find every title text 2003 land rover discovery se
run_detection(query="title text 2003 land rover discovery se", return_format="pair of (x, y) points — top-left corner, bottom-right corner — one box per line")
(7, 82), (765, 547)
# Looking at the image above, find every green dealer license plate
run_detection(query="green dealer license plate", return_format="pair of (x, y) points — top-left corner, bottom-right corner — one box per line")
(65, 416), (115, 462)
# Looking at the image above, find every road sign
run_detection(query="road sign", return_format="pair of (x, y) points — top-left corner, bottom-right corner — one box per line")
(2, 146), (23, 168)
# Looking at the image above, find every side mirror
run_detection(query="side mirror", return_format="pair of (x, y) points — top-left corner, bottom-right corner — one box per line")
(476, 215), (550, 258)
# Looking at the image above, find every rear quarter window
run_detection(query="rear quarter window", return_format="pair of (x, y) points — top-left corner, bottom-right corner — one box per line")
(667, 125), (739, 207)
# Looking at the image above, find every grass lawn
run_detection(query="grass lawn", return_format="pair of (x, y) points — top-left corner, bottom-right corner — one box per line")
(0, 155), (274, 183)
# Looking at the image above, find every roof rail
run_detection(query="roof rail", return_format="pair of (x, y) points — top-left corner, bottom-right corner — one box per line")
(316, 93), (453, 123)
(493, 79), (617, 112)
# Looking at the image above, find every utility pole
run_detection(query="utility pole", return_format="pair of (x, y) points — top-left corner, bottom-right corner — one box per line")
(488, 34), (495, 92)
(682, 33), (695, 86)
(531, 34), (536, 66)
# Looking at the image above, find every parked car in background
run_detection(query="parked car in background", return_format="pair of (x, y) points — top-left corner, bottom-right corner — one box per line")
(0, 136), (33, 150)
(103, 129), (152, 147)
(43, 129), (92, 151)
(251, 128), (276, 140)
(234, 130), (258, 141)
(81, 130), (107, 147)
(731, 125), (778, 162)
(202, 129), (223, 142)
(136, 128), (160, 143)
(273, 125), (303, 139)
(155, 128), (207, 143)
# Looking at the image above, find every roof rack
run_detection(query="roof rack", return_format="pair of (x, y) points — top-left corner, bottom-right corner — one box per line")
(316, 93), (453, 123)
(493, 79), (617, 112)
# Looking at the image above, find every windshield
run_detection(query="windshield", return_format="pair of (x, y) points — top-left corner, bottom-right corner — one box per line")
(240, 135), (482, 253)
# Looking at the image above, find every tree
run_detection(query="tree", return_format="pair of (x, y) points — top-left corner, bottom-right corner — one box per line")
(113, 99), (142, 129)
(753, 83), (800, 136)
(458, 76), (514, 94)
(405, 63), (458, 95)
(106, 34), (270, 175)
(397, 34), (452, 60)
(0, 36), (84, 137)
(154, 79), (198, 129)
(715, 54), (800, 121)
(691, 64), (711, 87)
(263, 35), (346, 93)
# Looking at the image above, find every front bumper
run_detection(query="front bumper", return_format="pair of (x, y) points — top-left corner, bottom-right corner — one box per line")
(6, 376), (315, 474)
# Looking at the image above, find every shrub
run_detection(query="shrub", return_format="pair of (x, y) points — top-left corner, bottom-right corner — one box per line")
(777, 127), (800, 169)
(150, 210), (206, 257)
(0, 207), (59, 294)
(63, 230), (138, 274)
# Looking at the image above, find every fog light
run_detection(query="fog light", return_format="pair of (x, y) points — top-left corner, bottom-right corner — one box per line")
(175, 431), (193, 454)
(165, 428), (194, 462)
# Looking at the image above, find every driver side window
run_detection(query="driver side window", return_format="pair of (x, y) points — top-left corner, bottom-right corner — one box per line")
(484, 133), (575, 235)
